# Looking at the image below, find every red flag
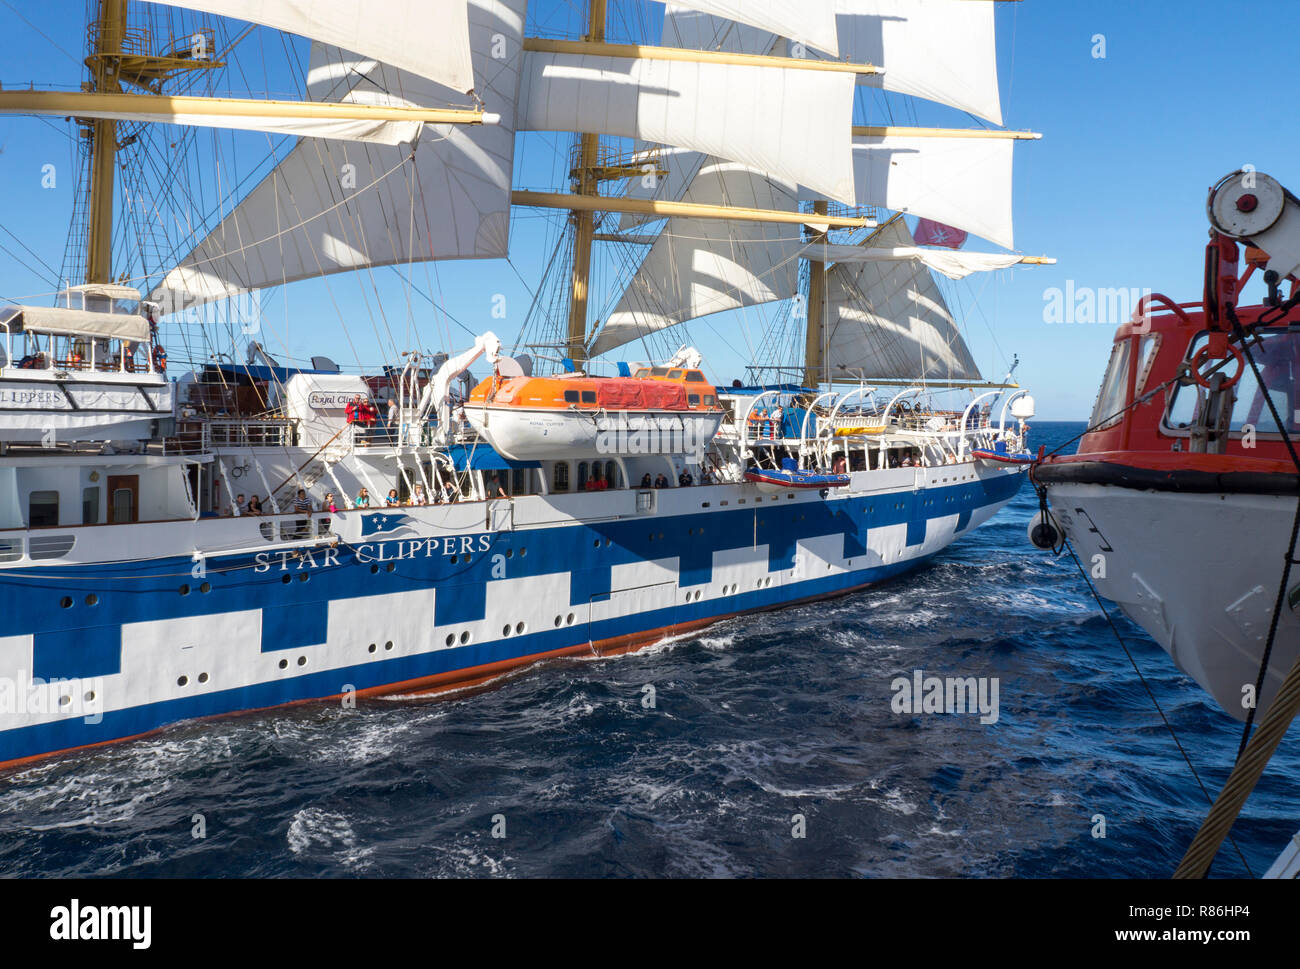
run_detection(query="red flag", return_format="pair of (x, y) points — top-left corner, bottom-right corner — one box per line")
(914, 218), (968, 249)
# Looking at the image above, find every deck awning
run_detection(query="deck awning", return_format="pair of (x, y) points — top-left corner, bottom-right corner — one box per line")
(445, 443), (541, 471)
(0, 305), (150, 343)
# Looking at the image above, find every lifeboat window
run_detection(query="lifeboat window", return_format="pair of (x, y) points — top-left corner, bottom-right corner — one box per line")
(1088, 340), (1132, 430)
(651, 367), (670, 377)
(634, 368), (651, 378)
(581, 390), (597, 404)
(668, 369), (684, 379)
(28, 491), (59, 528)
(553, 462), (570, 492)
(1168, 327), (1300, 436)
(688, 394), (701, 406)
(564, 389), (580, 403)
(704, 395), (716, 406)
(685, 370), (707, 382)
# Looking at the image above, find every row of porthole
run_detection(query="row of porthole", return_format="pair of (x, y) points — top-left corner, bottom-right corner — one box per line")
(445, 631), (472, 646)
(554, 613), (576, 627)
(57, 690), (96, 707)
(180, 582), (213, 594)
(281, 574), (310, 584)
(177, 672), (212, 687)
(501, 621), (528, 637)
(277, 656), (309, 671)
(591, 538), (613, 548)
(367, 641), (395, 654)
(369, 563), (398, 574)
(60, 594), (99, 608)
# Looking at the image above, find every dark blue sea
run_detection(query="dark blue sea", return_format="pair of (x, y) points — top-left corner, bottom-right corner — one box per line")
(2, 421), (1297, 878)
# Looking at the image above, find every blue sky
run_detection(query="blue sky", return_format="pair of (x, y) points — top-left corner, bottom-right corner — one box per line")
(0, 0), (1292, 418)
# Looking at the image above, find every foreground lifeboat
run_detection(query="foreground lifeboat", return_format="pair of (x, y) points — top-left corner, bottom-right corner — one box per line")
(465, 366), (726, 460)
(1034, 170), (1300, 720)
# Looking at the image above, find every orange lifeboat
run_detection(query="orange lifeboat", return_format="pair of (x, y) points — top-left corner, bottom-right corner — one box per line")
(465, 368), (725, 460)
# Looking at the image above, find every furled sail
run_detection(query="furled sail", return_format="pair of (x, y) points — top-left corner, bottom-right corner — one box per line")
(668, 0), (839, 57)
(517, 52), (857, 205)
(589, 160), (802, 358)
(824, 219), (982, 381)
(144, 0), (476, 93)
(805, 243), (1022, 281)
(849, 133), (1015, 250)
(149, 0), (525, 311)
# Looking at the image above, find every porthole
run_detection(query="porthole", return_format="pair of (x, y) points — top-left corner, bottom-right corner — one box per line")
(461, 555), (470, 565)
(297, 656), (308, 666)
(83, 690), (95, 702)
(565, 613), (574, 626)
(197, 673), (209, 684)
(384, 641), (393, 652)
(445, 633), (456, 646)
(554, 615), (562, 627)
(459, 631), (470, 644)
(281, 574), (292, 585)
(503, 624), (512, 637)
(604, 538), (612, 547)
(179, 584), (191, 596)
(515, 622), (525, 634)
(450, 554), (458, 564)
(506, 548), (514, 558)
(594, 539), (601, 548)
(59, 596), (72, 609)
(297, 573), (309, 583)
(85, 594), (98, 606)
(695, 590), (702, 601)
(278, 659), (289, 670)
(685, 592), (692, 604)
(519, 547), (527, 557)
(177, 675), (188, 687)
(200, 582), (212, 593)
(386, 562), (396, 572)
(370, 564), (380, 574)
(58, 695), (71, 707)
(368, 643), (377, 653)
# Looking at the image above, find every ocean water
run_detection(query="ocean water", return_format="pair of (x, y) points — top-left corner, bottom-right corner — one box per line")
(2, 420), (1297, 878)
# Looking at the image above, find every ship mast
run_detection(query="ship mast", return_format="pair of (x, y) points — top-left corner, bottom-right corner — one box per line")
(85, 0), (128, 285)
(803, 200), (829, 388)
(564, 0), (607, 371)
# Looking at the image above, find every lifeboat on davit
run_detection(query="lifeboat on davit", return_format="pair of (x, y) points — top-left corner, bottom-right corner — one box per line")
(465, 366), (725, 460)
(1033, 170), (1300, 722)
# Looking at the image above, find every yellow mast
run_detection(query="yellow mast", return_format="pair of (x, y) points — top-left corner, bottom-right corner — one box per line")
(85, 0), (128, 285)
(563, 0), (607, 370)
(803, 200), (830, 388)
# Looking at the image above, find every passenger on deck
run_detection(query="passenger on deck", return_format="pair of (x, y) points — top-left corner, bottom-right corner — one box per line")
(769, 404), (784, 439)
(442, 482), (458, 504)
(832, 455), (847, 474)
(700, 466), (716, 485)
(640, 473), (653, 489)
(488, 474), (509, 498)
(385, 488), (401, 507)
(355, 487), (371, 508)
(678, 468), (694, 487)
(324, 492), (339, 513)
(654, 473), (670, 488)
(234, 493), (247, 516)
(411, 484), (429, 506)
(293, 489), (313, 536)
(246, 495), (264, 515)
(586, 469), (606, 491)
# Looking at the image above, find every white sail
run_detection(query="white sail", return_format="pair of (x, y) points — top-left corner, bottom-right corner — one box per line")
(848, 133), (1015, 250)
(518, 51), (857, 205)
(668, 0), (839, 56)
(824, 220), (981, 381)
(149, 0), (525, 311)
(834, 0), (1003, 125)
(590, 160), (801, 358)
(143, 0), (476, 93)
(806, 243), (1023, 281)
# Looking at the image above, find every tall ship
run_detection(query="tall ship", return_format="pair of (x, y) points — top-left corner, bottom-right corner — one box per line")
(0, 0), (1046, 769)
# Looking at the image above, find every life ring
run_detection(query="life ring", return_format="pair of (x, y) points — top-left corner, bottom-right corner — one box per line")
(1190, 343), (1242, 390)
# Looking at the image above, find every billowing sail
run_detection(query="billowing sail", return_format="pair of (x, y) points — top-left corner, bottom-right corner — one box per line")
(144, 0), (476, 93)
(834, 0), (1003, 125)
(150, 0), (525, 311)
(824, 220), (982, 381)
(806, 243), (1022, 281)
(668, 0), (839, 56)
(849, 133), (1015, 250)
(517, 52), (857, 204)
(590, 160), (801, 358)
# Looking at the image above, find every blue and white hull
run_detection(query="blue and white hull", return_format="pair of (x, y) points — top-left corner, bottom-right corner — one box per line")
(0, 464), (1024, 768)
